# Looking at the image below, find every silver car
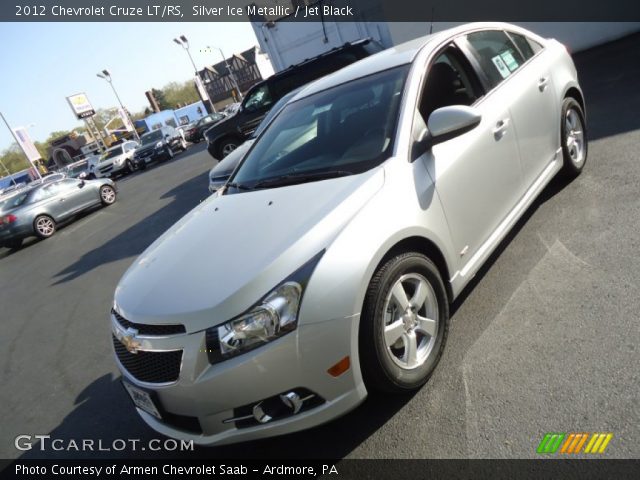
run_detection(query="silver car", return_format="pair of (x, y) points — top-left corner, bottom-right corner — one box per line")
(0, 177), (117, 249)
(111, 23), (586, 445)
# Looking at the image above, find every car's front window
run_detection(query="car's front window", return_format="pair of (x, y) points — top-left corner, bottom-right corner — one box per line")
(242, 84), (272, 112)
(230, 65), (409, 190)
(102, 146), (123, 161)
(141, 130), (163, 145)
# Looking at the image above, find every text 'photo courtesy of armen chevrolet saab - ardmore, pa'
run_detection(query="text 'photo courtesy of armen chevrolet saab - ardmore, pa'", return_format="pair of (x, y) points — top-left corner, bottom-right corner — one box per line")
(1, 0), (640, 478)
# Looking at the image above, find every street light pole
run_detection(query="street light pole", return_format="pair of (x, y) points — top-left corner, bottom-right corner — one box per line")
(207, 46), (244, 102)
(96, 69), (140, 142)
(174, 35), (216, 113)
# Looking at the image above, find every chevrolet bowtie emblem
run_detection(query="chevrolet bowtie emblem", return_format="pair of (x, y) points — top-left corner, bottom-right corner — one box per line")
(119, 328), (141, 354)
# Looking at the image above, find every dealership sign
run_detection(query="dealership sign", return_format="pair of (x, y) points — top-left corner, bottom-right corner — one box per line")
(66, 92), (96, 119)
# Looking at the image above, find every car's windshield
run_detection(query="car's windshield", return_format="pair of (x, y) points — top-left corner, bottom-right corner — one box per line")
(231, 65), (409, 189)
(102, 146), (123, 161)
(141, 130), (163, 145)
(249, 88), (302, 140)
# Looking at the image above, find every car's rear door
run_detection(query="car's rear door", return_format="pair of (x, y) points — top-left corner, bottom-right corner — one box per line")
(505, 30), (559, 188)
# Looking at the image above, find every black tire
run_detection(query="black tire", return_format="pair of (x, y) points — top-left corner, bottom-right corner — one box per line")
(560, 97), (588, 178)
(138, 160), (147, 171)
(4, 238), (23, 250)
(218, 137), (240, 158)
(180, 138), (187, 151)
(166, 146), (174, 160)
(99, 185), (117, 206)
(33, 215), (56, 239)
(126, 160), (135, 174)
(359, 252), (449, 393)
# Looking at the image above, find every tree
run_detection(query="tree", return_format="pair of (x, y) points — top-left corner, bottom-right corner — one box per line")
(151, 88), (171, 110)
(0, 144), (32, 175)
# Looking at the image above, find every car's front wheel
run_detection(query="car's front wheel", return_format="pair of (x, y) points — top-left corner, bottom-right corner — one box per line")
(561, 97), (587, 177)
(34, 215), (56, 239)
(359, 252), (449, 393)
(180, 138), (187, 151)
(100, 185), (117, 206)
(218, 138), (239, 158)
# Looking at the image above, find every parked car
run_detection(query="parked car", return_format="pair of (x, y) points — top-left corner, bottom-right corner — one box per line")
(204, 38), (383, 159)
(111, 23), (587, 445)
(59, 159), (92, 179)
(0, 177), (117, 249)
(89, 141), (139, 178)
(133, 127), (187, 170)
(184, 113), (226, 143)
(208, 87), (303, 194)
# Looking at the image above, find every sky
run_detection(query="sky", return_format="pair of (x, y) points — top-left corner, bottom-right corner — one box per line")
(0, 22), (258, 151)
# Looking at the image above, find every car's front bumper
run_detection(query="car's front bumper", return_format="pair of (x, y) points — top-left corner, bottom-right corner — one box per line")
(111, 312), (366, 445)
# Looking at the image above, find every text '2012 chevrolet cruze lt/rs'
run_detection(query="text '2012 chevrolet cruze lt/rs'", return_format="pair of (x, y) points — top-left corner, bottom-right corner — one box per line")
(111, 22), (587, 445)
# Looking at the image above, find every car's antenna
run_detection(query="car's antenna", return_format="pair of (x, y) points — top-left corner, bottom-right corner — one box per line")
(429, 7), (435, 34)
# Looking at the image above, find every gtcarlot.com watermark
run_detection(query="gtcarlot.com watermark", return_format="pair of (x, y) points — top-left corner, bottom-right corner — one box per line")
(15, 434), (194, 452)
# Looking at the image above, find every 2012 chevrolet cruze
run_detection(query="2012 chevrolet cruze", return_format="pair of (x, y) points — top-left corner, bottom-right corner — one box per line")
(111, 23), (587, 445)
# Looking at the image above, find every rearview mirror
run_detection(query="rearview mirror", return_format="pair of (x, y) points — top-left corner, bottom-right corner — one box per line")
(426, 105), (482, 147)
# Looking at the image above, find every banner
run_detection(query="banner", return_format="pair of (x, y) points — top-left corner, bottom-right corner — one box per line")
(12, 126), (41, 162)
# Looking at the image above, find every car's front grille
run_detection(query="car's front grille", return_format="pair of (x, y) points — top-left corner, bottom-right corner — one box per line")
(112, 309), (185, 336)
(112, 335), (182, 384)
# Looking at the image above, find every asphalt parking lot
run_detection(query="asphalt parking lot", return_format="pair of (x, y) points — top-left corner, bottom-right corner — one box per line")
(1, 33), (639, 461)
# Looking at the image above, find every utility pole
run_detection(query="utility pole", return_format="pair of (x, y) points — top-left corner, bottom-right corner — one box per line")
(97, 69), (140, 142)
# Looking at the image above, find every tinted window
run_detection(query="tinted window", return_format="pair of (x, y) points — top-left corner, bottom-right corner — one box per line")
(466, 30), (525, 88)
(243, 84), (273, 111)
(419, 46), (483, 121)
(508, 32), (536, 60)
(232, 65), (409, 187)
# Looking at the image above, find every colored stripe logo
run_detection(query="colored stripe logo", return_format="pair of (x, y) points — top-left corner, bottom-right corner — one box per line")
(537, 433), (613, 454)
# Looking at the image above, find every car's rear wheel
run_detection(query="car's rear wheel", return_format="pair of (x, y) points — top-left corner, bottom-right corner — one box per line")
(561, 97), (587, 177)
(100, 185), (117, 205)
(218, 138), (239, 158)
(34, 215), (56, 239)
(359, 252), (449, 393)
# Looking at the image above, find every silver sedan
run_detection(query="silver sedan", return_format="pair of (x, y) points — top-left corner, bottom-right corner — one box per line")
(111, 22), (586, 445)
(0, 177), (117, 249)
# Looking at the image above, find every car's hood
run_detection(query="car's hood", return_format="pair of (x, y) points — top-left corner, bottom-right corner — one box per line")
(115, 168), (385, 332)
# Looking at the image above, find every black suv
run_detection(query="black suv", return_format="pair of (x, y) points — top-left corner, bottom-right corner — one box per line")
(204, 38), (382, 159)
(133, 126), (187, 170)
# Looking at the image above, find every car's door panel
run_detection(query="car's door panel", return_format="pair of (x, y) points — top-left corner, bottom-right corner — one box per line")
(503, 48), (559, 189)
(422, 97), (523, 265)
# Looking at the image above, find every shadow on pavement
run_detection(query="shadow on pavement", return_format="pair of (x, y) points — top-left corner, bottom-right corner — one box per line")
(50, 171), (210, 285)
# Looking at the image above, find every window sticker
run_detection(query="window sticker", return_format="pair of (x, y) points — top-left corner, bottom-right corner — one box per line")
(491, 55), (511, 79)
(500, 50), (519, 72)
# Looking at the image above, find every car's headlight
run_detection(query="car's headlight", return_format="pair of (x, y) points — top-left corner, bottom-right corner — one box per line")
(155, 141), (163, 148)
(204, 252), (324, 364)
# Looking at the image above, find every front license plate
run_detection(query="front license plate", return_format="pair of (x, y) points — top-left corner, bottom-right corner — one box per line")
(123, 381), (162, 420)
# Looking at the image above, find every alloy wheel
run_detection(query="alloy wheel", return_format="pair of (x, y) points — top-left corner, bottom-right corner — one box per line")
(382, 273), (439, 369)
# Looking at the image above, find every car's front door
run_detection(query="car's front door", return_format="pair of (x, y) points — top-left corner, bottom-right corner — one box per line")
(415, 44), (524, 271)
(57, 178), (97, 214)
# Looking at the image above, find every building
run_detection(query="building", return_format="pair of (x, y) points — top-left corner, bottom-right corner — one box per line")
(249, 1), (640, 70)
(197, 46), (274, 109)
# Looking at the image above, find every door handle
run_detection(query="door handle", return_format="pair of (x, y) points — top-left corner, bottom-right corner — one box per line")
(538, 77), (549, 91)
(492, 118), (510, 138)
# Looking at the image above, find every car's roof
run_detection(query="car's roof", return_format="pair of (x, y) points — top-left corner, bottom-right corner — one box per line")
(292, 22), (540, 101)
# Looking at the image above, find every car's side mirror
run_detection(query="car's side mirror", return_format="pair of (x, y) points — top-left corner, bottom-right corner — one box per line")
(426, 105), (482, 147)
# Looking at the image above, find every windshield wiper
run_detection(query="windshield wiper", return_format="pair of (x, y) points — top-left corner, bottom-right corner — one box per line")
(252, 170), (354, 189)
(225, 182), (254, 191)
